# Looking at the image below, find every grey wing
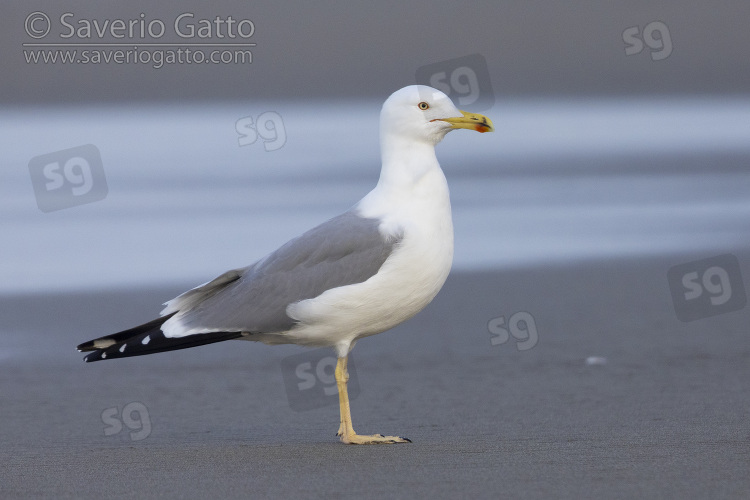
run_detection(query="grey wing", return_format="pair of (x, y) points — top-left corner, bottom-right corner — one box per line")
(161, 210), (402, 336)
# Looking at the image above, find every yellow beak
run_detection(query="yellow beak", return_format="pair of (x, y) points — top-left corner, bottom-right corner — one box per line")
(437, 110), (495, 133)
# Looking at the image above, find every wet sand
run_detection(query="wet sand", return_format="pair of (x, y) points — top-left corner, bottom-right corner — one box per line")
(2, 253), (749, 499)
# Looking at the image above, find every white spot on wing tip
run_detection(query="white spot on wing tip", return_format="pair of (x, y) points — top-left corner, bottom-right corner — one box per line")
(93, 339), (116, 349)
(119, 344), (126, 353)
(101, 353), (107, 359)
(142, 335), (151, 345)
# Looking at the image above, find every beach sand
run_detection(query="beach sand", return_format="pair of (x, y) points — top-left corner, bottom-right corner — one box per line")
(2, 253), (749, 499)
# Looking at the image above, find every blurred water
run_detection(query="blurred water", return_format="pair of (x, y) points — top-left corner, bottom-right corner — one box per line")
(2, 97), (750, 293)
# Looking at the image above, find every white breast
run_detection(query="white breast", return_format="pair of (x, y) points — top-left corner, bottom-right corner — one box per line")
(284, 167), (454, 355)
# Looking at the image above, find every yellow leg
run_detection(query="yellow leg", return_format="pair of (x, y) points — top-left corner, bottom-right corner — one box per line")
(335, 355), (411, 445)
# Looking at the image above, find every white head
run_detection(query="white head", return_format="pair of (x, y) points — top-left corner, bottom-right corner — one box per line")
(380, 85), (494, 147)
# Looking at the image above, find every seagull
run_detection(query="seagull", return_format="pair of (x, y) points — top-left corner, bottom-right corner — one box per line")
(77, 85), (494, 444)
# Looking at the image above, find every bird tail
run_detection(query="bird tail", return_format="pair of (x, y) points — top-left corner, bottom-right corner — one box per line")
(76, 313), (244, 362)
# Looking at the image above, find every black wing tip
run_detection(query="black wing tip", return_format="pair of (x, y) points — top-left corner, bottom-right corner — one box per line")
(81, 345), (125, 362)
(76, 315), (172, 361)
(76, 344), (107, 362)
(82, 351), (104, 362)
(76, 342), (96, 352)
(75, 345), (99, 362)
(76, 338), (117, 354)
(78, 330), (245, 363)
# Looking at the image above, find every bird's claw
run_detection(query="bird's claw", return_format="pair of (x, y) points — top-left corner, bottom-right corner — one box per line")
(338, 432), (411, 444)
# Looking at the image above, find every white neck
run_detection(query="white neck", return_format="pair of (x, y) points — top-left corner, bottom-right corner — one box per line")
(376, 133), (442, 195)
(356, 130), (452, 236)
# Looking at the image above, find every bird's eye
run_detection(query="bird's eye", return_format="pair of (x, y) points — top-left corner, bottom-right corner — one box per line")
(418, 102), (430, 110)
